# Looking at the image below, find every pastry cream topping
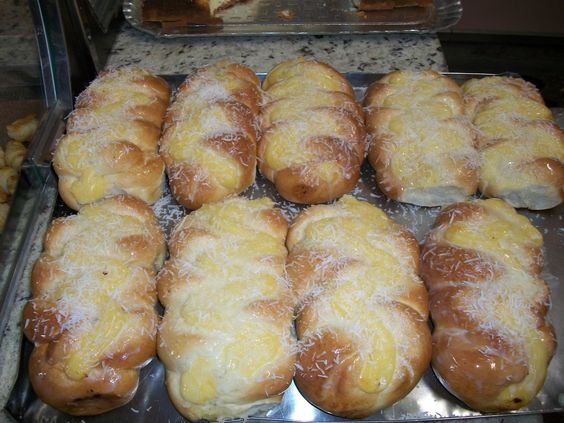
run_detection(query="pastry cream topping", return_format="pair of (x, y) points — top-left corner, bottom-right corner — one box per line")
(444, 202), (541, 271)
(161, 197), (293, 411)
(293, 196), (427, 396)
(181, 357), (217, 404)
(33, 198), (163, 381)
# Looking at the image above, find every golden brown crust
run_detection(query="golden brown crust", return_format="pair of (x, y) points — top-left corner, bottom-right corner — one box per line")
(156, 197), (295, 421)
(22, 195), (165, 416)
(420, 198), (557, 412)
(287, 195), (431, 418)
(54, 67), (170, 210)
(462, 76), (564, 210)
(160, 61), (260, 210)
(364, 70), (478, 206)
(258, 58), (366, 204)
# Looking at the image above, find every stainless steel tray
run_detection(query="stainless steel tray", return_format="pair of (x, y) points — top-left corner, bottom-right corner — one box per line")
(123, 0), (462, 37)
(4, 73), (564, 422)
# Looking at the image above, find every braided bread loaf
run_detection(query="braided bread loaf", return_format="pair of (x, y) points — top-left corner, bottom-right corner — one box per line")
(160, 61), (261, 210)
(286, 195), (431, 418)
(6, 112), (38, 142)
(22, 195), (166, 415)
(258, 58), (366, 204)
(4, 139), (27, 170)
(0, 166), (17, 203)
(364, 70), (478, 206)
(157, 197), (295, 421)
(462, 76), (564, 210)
(54, 67), (170, 210)
(421, 198), (556, 411)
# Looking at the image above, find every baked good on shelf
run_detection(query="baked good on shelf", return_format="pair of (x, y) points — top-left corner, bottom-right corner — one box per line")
(157, 196), (295, 421)
(259, 57), (366, 204)
(364, 69), (478, 207)
(1, 116), (34, 232)
(160, 61), (261, 210)
(286, 195), (431, 418)
(462, 76), (564, 210)
(6, 112), (38, 142)
(0, 166), (17, 203)
(21, 195), (166, 415)
(420, 198), (556, 412)
(4, 140), (27, 171)
(54, 67), (170, 210)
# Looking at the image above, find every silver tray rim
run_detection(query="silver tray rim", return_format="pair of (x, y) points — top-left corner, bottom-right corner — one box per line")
(122, 0), (463, 37)
(3, 71), (563, 423)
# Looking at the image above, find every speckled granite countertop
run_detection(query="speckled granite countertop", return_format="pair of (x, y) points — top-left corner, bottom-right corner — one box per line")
(105, 23), (447, 74)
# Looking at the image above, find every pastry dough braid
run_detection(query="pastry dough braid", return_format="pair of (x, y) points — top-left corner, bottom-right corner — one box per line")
(421, 198), (556, 411)
(286, 195), (431, 418)
(259, 57), (366, 204)
(54, 67), (170, 210)
(22, 195), (166, 415)
(462, 76), (564, 210)
(364, 70), (478, 206)
(157, 197), (296, 421)
(160, 61), (261, 210)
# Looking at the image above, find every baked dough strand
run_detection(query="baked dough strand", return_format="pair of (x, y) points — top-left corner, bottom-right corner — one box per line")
(421, 198), (556, 411)
(157, 197), (296, 421)
(287, 195), (431, 418)
(22, 195), (166, 415)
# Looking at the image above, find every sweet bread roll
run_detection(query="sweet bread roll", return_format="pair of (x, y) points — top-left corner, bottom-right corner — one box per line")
(157, 197), (295, 421)
(462, 76), (564, 210)
(5, 139), (27, 171)
(420, 198), (556, 412)
(364, 70), (478, 206)
(22, 195), (166, 415)
(160, 61), (261, 210)
(287, 195), (431, 418)
(6, 112), (38, 142)
(54, 67), (170, 210)
(259, 58), (366, 204)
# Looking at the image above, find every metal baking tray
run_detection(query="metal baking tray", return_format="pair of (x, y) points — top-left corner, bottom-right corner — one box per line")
(123, 0), (463, 37)
(3, 73), (564, 422)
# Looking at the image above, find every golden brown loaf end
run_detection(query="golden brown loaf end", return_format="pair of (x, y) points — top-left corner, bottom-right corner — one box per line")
(420, 198), (556, 411)
(160, 61), (261, 210)
(54, 67), (170, 210)
(157, 196), (296, 421)
(287, 195), (431, 418)
(22, 195), (166, 415)
(364, 69), (478, 207)
(462, 76), (564, 210)
(259, 58), (366, 204)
